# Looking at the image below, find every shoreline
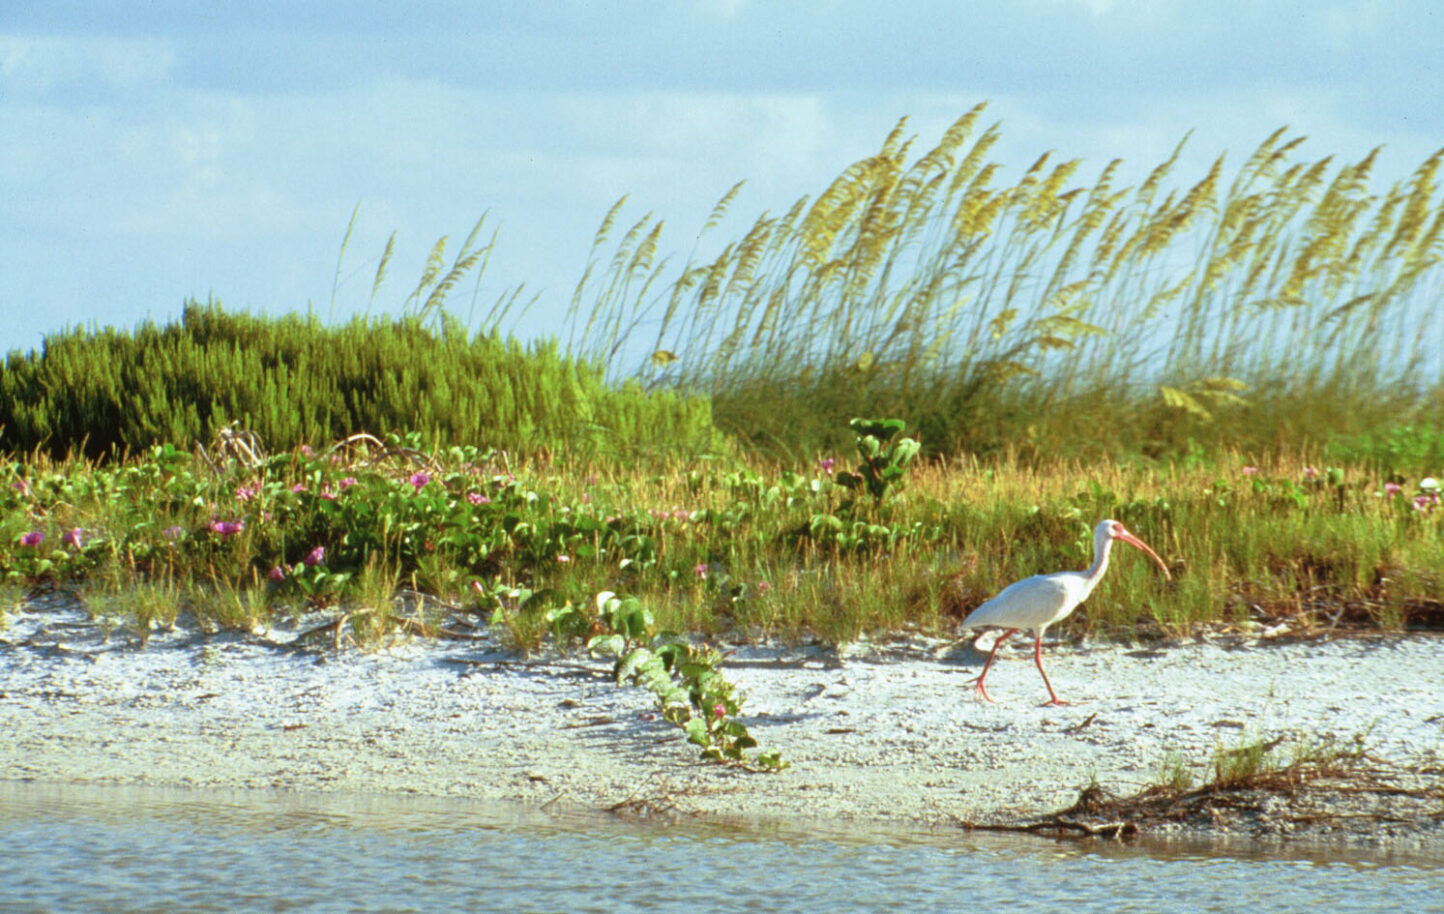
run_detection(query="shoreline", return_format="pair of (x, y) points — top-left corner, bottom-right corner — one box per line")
(3, 594), (1442, 848)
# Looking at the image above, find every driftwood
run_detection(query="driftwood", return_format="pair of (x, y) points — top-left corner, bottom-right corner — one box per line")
(955, 754), (1444, 841)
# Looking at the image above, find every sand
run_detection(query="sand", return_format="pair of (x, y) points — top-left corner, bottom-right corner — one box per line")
(3, 592), (1441, 844)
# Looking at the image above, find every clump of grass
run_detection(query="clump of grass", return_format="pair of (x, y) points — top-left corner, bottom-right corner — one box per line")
(1157, 750), (1195, 792)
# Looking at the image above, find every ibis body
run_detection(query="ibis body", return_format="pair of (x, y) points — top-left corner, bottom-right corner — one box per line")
(961, 519), (1170, 705)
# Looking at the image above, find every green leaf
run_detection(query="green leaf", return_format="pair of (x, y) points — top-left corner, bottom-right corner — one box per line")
(587, 633), (626, 657)
(683, 717), (709, 746)
(614, 647), (654, 682)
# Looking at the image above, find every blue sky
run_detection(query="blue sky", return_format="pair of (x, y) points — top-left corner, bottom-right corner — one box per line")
(2, 0), (1440, 355)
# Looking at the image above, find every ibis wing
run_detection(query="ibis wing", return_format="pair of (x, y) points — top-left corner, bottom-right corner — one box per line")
(961, 573), (1082, 630)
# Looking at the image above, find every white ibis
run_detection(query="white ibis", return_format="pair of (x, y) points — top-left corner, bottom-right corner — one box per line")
(961, 519), (1171, 705)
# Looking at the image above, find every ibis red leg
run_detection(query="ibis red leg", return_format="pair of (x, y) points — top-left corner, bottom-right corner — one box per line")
(971, 628), (1017, 702)
(1033, 630), (1069, 706)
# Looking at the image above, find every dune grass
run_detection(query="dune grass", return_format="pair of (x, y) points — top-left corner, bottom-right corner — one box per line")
(568, 103), (1444, 463)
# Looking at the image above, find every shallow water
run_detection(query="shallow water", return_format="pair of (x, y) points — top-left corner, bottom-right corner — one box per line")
(0, 782), (1438, 913)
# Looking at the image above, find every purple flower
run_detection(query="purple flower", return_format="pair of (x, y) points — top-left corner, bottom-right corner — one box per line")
(291, 483), (306, 494)
(1384, 482), (1403, 496)
(694, 562), (709, 579)
(20, 530), (44, 548)
(819, 457), (836, 475)
(409, 471), (431, 491)
(61, 527), (83, 548)
(340, 476), (359, 491)
(209, 519), (244, 538)
(163, 524), (185, 541)
(319, 486), (336, 501)
(11, 480), (30, 496)
(1413, 494), (1437, 513)
(467, 492), (490, 505)
(268, 564), (287, 582)
(301, 545), (326, 567)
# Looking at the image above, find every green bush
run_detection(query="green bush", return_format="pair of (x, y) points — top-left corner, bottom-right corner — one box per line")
(0, 301), (723, 460)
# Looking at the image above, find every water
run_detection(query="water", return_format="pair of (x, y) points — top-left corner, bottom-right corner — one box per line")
(1, 782), (1438, 913)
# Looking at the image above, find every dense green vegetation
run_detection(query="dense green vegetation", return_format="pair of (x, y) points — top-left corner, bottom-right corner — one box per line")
(3, 424), (1440, 645)
(0, 301), (720, 461)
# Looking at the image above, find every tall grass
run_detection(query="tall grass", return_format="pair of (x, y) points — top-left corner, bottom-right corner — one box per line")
(569, 103), (1444, 461)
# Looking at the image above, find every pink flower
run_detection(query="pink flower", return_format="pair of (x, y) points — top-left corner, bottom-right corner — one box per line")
(1304, 467), (1319, 480)
(162, 525), (185, 541)
(409, 471), (431, 491)
(340, 476), (359, 490)
(61, 527), (83, 548)
(673, 508), (691, 521)
(756, 580), (772, 594)
(235, 484), (259, 502)
(11, 480), (30, 496)
(1413, 494), (1438, 513)
(467, 492), (490, 505)
(1383, 482), (1403, 497)
(291, 483), (306, 494)
(694, 563), (709, 579)
(582, 492), (591, 505)
(268, 565), (287, 582)
(20, 530), (44, 548)
(299, 444), (315, 458)
(1241, 466), (1259, 476)
(209, 519), (244, 538)
(302, 545), (326, 567)
(819, 457), (836, 475)
(556, 554), (571, 563)
(712, 703), (726, 721)
(319, 486), (336, 501)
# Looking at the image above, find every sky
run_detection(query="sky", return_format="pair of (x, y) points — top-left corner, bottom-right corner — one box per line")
(2, 0), (1441, 356)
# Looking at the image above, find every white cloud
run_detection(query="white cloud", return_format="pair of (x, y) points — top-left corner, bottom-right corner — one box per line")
(0, 33), (176, 93)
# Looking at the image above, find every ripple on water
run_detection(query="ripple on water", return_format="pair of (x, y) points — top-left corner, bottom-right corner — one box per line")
(0, 782), (1439, 913)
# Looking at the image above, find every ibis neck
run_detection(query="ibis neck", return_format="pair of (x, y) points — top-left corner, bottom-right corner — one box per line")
(1085, 535), (1114, 587)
